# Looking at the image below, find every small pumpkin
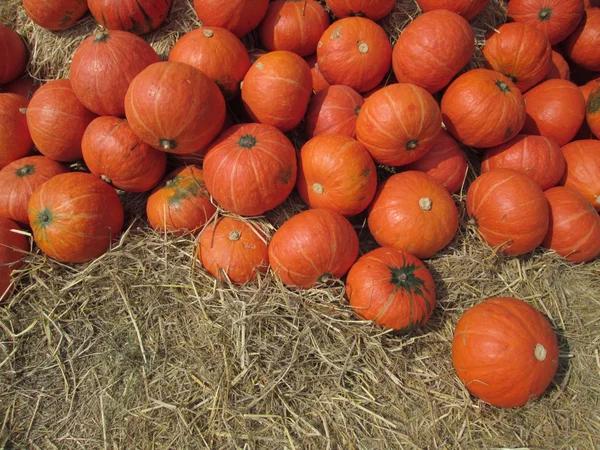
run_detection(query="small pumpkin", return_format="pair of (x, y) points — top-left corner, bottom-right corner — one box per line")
(325, 0), (396, 20)
(305, 85), (364, 138)
(193, 0), (270, 38)
(0, 94), (33, 169)
(0, 24), (27, 85)
(23, 0), (88, 31)
(544, 50), (570, 80)
(87, 0), (172, 35)
(560, 139), (600, 210)
(586, 85), (600, 139)
(0, 218), (28, 301)
(305, 54), (330, 93)
(563, 8), (600, 72)
(415, 0), (489, 20)
(580, 78), (600, 102)
(1, 75), (39, 102)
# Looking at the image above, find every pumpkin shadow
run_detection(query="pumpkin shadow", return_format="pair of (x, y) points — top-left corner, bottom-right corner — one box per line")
(538, 326), (571, 399)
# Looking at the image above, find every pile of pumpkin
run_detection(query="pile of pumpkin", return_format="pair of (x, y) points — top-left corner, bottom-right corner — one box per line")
(1, 0), (599, 409)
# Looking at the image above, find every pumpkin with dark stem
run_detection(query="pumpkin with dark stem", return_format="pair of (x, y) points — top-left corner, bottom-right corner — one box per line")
(23, 0), (88, 31)
(305, 85), (364, 138)
(560, 140), (600, 211)
(0, 217), (28, 301)
(325, 0), (396, 20)
(0, 24), (27, 85)
(415, 0), (489, 20)
(193, 0), (270, 38)
(563, 8), (600, 72)
(586, 85), (600, 139)
(88, 0), (172, 35)
(0, 94), (33, 169)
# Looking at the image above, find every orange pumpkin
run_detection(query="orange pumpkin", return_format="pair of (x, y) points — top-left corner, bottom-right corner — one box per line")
(1, 75), (39, 102)
(368, 171), (459, 259)
(305, 54), (330, 93)
(87, 0), (172, 35)
(193, 0), (270, 38)
(305, 85), (364, 138)
(325, 0), (396, 20)
(0, 94), (32, 169)
(581, 77), (600, 102)
(0, 218), (28, 301)
(0, 24), (27, 85)
(560, 140), (600, 210)
(544, 50), (570, 80)
(586, 85), (600, 138)
(23, 0), (88, 31)
(415, 0), (489, 20)
(563, 8), (600, 72)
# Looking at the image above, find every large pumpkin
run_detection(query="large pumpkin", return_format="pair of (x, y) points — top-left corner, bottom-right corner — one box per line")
(305, 85), (364, 139)
(346, 247), (436, 332)
(28, 172), (124, 263)
(368, 171), (459, 259)
(203, 123), (297, 216)
(544, 50), (570, 81)
(466, 168), (549, 255)
(392, 10), (475, 94)
(560, 140), (600, 211)
(0, 218), (28, 301)
(23, 0), (88, 31)
(415, 0), (489, 20)
(296, 135), (377, 216)
(168, 27), (251, 100)
(25, 79), (97, 162)
(316, 17), (392, 93)
(586, 85), (600, 138)
(241, 51), (312, 132)
(125, 62), (226, 154)
(268, 208), (359, 289)
(0, 94), (32, 169)
(453, 297), (559, 408)
(305, 54), (330, 93)
(0, 24), (27, 85)
(356, 84), (442, 166)
(325, 0), (396, 20)
(193, 0), (269, 38)
(87, 0), (172, 35)
(441, 69), (526, 148)
(563, 8), (600, 72)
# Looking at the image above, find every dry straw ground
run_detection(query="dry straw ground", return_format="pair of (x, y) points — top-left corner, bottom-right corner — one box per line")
(1, 0), (599, 449)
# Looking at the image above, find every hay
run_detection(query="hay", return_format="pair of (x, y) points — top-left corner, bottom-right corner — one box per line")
(1, 0), (600, 448)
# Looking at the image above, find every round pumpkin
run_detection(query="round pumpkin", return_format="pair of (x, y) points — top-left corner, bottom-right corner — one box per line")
(316, 17), (392, 93)
(0, 24), (27, 85)
(415, 0), (489, 20)
(305, 85), (364, 138)
(305, 53), (330, 93)
(193, 0), (269, 38)
(259, 0), (330, 57)
(0, 218), (28, 301)
(356, 84), (442, 166)
(441, 69), (526, 148)
(466, 168), (549, 255)
(483, 22), (552, 92)
(28, 172), (124, 263)
(296, 135), (377, 216)
(507, 0), (585, 45)
(203, 123), (297, 216)
(325, 0), (396, 20)
(26, 79), (97, 162)
(1, 75), (39, 102)
(0, 156), (68, 226)
(452, 297), (559, 408)
(581, 78), (600, 102)
(544, 50), (570, 80)
(368, 171), (459, 259)
(87, 0), (172, 35)
(404, 130), (469, 194)
(0, 94), (33, 169)
(125, 61), (226, 154)
(481, 134), (566, 190)
(392, 10), (475, 94)
(586, 85), (600, 138)
(199, 217), (269, 284)
(241, 51), (312, 132)
(560, 139), (600, 210)
(268, 208), (359, 289)
(146, 165), (216, 234)
(23, 0), (88, 31)
(563, 8), (600, 72)
(168, 27), (251, 100)
(521, 79), (586, 147)
(346, 247), (436, 332)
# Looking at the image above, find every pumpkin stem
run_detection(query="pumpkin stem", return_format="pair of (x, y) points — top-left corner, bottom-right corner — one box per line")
(19, 108), (26, 114)
(203, 29), (214, 38)
(101, 174), (113, 185)
(15, 164), (35, 177)
(229, 230), (241, 241)
(534, 343), (547, 361)
(467, 216), (478, 227)
(238, 134), (257, 149)
(36, 207), (54, 229)
(406, 139), (419, 150)
(495, 80), (511, 93)
(312, 183), (324, 195)
(354, 105), (361, 116)
(388, 263), (429, 298)
(538, 7), (552, 21)
(256, 62), (264, 70)
(358, 41), (369, 54)
(159, 138), (177, 151)
(596, 194), (600, 205)
(586, 89), (600, 114)
(419, 197), (432, 211)
(94, 31), (110, 43)
(318, 272), (334, 284)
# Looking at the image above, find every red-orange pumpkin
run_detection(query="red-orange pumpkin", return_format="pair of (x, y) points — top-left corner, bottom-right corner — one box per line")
(0, 94), (32, 169)
(241, 51), (312, 132)
(586, 85), (600, 138)
(316, 17), (392, 93)
(0, 24), (27, 85)
(87, 0), (172, 35)
(125, 62), (226, 154)
(169, 27), (251, 100)
(416, 0), (489, 20)
(305, 85), (364, 138)
(483, 22), (552, 92)
(305, 54), (330, 93)
(544, 50), (570, 80)
(28, 172), (124, 263)
(581, 78), (600, 102)
(203, 123), (297, 216)
(0, 217), (28, 301)
(356, 84), (442, 166)
(563, 8), (600, 72)
(1, 75), (39, 102)
(199, 217), (269, 284)
(452, 297), (559, 408)
(268, 208), (359, 289)
(441, 69), (526, 148)
(392, 10), (475, 94)
(560, 139), (600, 210)
(326, 0), (396, 20)
(193, 0), (269, 38)
(346, 247), (436, 331)
(466, 168), (549, 255)
(368, 171), (459, 259)
(23, 0), (88, 31)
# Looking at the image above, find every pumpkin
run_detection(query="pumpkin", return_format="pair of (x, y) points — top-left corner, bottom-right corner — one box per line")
(87, 0), (172, 35)
(452, 297), (559, 408)
(346, 247), (436, 332)
(466, 168), (549, 255)
(305, 85), (364, 139)
(483, 22), (552, 92)
(193, 0), (269, 38)
(146, 165), (216, 234)
(325, 0), (396, 20)
(259, 0), (330, 57)
(560, 140), (600, 210)
(241, 51), (312, 132)
(28, 172), (124, 263)
(404, 130), (469, 194)
(0, 24), (27, 85)
(481, 135), (566, 191)
(392, 10), (475, 94)
(169, 27), (251, 100)
(0, 94), (33, 169)
(296, 135), (377, 216)
(356, 84), (442, 166)
(23, 0), (88, 31)
(125, 61), (226, 154)
(544, 50), (570, 80)
(0, 156), (68, 226)
(368, 171), (459, 259)
(203, 123), (297, 216)
(586, 85), (600, 138)
(26, 79), (97, 162)
(521, 79), (586, 147)
(581, 78), (600, 102)
(305, 54), (330, 93)
(542, 186), (600, 262)
(1, 75), (39, 101)
(0, 218), (28, 301)
(441, 69), (526, 148)
(507, 0), (585, 45)
(199, 217), (269, 284)
(316, 17), (392, 93)
(563, 8), (600, 72)
(268, 208), (359, 289)
(415, 0), (489, 20)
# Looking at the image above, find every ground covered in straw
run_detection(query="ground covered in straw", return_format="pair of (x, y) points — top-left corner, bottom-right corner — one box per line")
(1, 0), (599, 448)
